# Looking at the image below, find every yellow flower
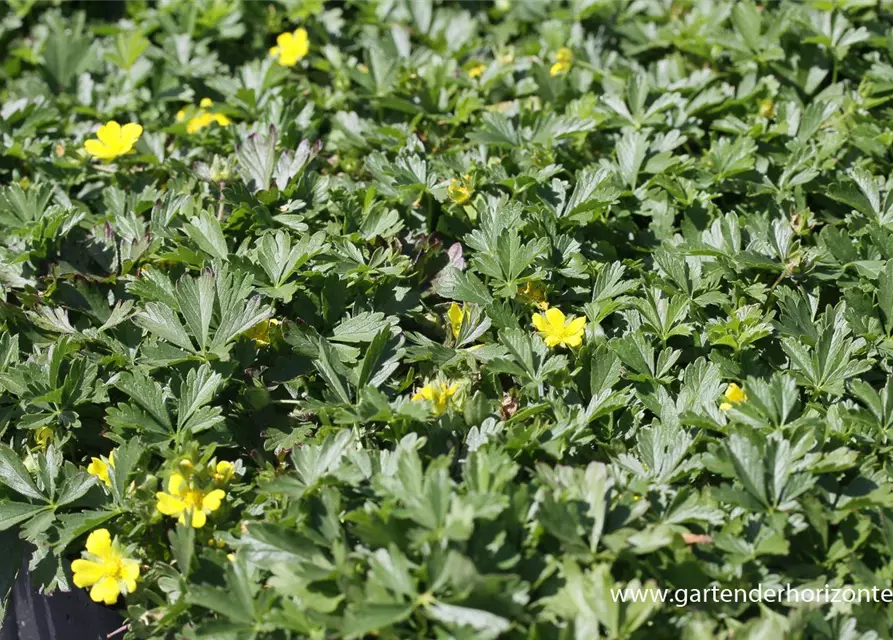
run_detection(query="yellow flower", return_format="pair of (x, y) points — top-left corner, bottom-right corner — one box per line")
(412, 382), (460, 416)
(244, 318), (280, 346)
(71, 529), (140, 606)
(448, 174), (473, 204)
(213, 460), (234, 484)
(447, 302), (464, 338)
(520, 282), (549, 310)
(550, 47), (573, 77)
(532, 307), (587, 348)
(35, 427), (54, 450)
(270, 28), (310, 67)
(84, 121), (143, 161)
(87, 450), (116, 487)
(177, 98), (232, 134)
(156, 473), (226, 529)
(468, 63), (486, 79)
(719, 383), (747, 412)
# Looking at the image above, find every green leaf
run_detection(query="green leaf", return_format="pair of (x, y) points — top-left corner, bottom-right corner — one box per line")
(432, 267), (493, 306)
(331, 312), (392, 344)
(0, 502), (47, 531)
(54, 509), (118, 552)
(169, 524), (195, 577)
(195, 560), (260, 626)
(178, 365), (223, 432)
(343, 603), (415, 639)
(426, 601), (510, 638)
(185, 210), (229, 261)
(616, 129), (648, 189)
(135, 303), (195, 351)
(105, 32), (149, 70)
(0, 445), (46, 502)
(237, 523), (320, 569)
(237, 126), (277, 193)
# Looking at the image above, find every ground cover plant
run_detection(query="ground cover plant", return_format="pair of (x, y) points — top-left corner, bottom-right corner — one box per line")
(3, 0), (893, 638)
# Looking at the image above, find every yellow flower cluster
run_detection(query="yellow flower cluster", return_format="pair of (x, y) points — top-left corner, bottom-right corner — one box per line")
(550, 47), (573, 77)
(156, 460), (234, 529)
(71, 529), (139, 605)
(87, 450), (116, 487)
(412, 381), (460, 416)
(84, 121), (143, 161)
(177, 98), (232, 134)
(270, 28), (310, 66)
(244, 318), (281, 346)
(35, 426), (53, 450)
(468, 63), (486, 79)
(719, 383), (747, 411)
(532, 307), (586, 348)
(448, 174), (473, 204)
(520, 282), (549, 310)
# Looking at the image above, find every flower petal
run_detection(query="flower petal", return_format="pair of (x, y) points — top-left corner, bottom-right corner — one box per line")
(544, 307), (566, 327)
(97, 121), (122, 146)
(292, 28), (309, 56)
(202, 489), (226, 512)
(413, 385), (434, 402)
(566, 316), (587, 335)
(90, 576), (120, 605)
(85, 529), (112, 557)
(564, 333), (583, 347)
(447, 302), (463, 337)
(168, 473), (186, 496)
(121, 559), (140, 593)
(71, 559), (104, 587)
(532, 313), (547, 331)
(216, 461), (234, 476)
(84, 139), (112, 159)
(87, 458), (110, 485)
(156, 492), (186, 516)
(120, 123), (143, 146)
(190, 508), (208, 528)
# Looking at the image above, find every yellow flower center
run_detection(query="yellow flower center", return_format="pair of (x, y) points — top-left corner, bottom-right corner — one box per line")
(448, 176), (473, 204)
(183, 488), (205, 509)
(102, 554), (124, 580)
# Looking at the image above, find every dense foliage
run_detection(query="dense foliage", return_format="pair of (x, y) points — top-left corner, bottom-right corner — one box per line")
(2, 0), (893, 638)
